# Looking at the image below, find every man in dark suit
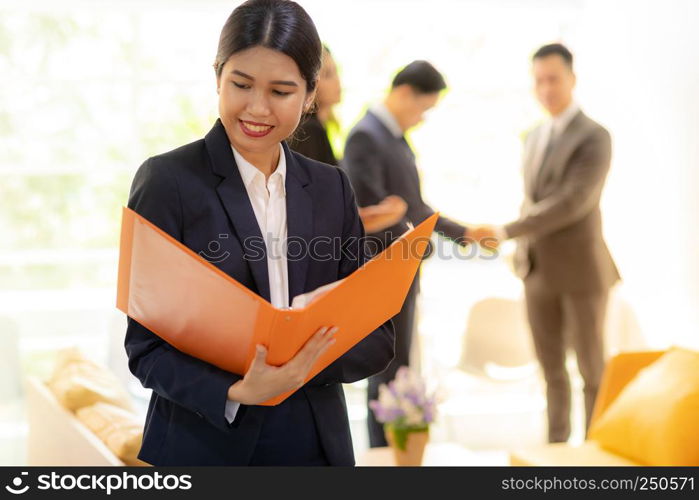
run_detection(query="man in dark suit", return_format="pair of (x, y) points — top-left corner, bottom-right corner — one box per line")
(342, 61), (470, 447)
(125, 119), (394, 465)
(478, 44), (620, 442)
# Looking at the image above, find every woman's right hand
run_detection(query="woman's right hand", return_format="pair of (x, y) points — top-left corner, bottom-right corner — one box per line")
(227, 326), (338, 405)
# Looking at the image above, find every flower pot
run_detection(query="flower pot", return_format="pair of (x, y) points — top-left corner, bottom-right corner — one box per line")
(384, 426), (429, 466)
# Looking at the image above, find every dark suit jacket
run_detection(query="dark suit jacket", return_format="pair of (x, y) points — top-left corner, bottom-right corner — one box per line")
(125, 119), (394, 465)
(506, 111), (620, 293)
(287, 113), (338, 166)
(342, 110), (466, 254)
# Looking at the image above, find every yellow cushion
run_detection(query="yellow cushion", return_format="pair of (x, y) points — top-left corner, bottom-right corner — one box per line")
(510, 441), (638, 466)
(76, 402), (148, 466)
(589, 347), (699, 466)
(47, 348), (134, 412)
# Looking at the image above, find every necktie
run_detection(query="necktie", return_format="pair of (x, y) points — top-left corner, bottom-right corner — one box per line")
(534, 126), (556, 188)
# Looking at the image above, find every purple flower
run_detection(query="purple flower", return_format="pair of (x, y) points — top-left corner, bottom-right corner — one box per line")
(368, 367), (439, 427)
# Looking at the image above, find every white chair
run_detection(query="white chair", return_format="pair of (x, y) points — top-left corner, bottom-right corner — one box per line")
(457, 297), (537, 380)
(435, 297), (546, 450)
(24, 377), (124, 466)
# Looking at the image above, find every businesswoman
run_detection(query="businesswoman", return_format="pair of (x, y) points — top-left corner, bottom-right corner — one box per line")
(288, 45), (341, 166)
(125, 0), (394, 466)
(289, 46), (408, 232)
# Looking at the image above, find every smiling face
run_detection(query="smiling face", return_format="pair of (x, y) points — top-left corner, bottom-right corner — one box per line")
(216, 45), (316, 168)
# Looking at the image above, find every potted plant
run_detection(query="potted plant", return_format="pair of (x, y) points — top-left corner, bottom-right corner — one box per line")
(369, 366), (438, 465)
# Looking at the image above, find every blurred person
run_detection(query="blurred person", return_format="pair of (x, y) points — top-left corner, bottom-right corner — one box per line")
(289, 45), (408, 233)
(474, 43), (620, 442)
(125, 0), (394, 465)
(343, 60), (473, 447)
(287, 45), (340, 165)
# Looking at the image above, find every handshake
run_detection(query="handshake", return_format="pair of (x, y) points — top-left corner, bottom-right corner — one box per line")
(355, 195), (506, 255)
(462, 225), (504, 252)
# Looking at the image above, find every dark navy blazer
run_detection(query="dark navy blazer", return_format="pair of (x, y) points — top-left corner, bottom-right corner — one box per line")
(125, 119), (395, 465)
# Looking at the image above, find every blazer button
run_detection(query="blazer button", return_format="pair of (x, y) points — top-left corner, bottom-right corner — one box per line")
(195, 410), (204, 419)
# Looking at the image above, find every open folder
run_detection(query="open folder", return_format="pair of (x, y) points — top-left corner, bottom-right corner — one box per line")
(117, 207), (438, 405)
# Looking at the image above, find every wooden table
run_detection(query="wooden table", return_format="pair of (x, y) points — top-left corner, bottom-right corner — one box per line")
(356, 442), (508, 466)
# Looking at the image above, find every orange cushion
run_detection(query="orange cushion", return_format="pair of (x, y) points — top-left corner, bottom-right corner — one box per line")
(76, 402), (147, 466)
(47, 348), (134, 412)
(589, 348), (699, 465)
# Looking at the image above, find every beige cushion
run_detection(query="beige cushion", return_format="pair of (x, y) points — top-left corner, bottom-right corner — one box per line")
(47, 348), (134, 412)
(76, 402), (147, 466)
(510, 441), (638, 466)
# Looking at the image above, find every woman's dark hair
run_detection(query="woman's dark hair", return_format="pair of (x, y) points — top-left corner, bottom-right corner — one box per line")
(214, 0), (322, 91)
(391, 60), (447, 94)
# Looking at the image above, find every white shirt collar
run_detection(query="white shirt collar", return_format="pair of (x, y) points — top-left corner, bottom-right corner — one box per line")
(231, 143), (286, 190)
(550, 100), (580, 137)
(370, 102), (403, 138)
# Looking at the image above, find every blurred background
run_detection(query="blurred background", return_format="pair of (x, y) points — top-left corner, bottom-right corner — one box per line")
(1, 0), (697, 465)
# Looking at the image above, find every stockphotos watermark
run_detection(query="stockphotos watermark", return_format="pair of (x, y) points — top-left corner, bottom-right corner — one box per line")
(4, 470), (192, 495)
(198, 233), (500, 264)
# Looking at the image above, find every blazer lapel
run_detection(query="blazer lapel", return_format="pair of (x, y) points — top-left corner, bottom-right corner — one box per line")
(283, 142), (313, 303)
(204, 119), (271, 302)
(535, 111), (586, 197)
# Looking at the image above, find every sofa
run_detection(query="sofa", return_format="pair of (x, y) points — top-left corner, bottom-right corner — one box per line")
(510, 349), (699, 466)
(25, 348), (148, 466)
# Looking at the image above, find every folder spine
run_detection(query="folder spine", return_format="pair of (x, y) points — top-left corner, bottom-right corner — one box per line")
(116, 207), (135, 312)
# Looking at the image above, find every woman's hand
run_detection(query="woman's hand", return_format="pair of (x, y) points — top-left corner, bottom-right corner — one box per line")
(227, 326), (338, 405)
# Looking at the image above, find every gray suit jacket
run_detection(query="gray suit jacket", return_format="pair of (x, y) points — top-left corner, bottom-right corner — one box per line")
(505, 110), (620, 293)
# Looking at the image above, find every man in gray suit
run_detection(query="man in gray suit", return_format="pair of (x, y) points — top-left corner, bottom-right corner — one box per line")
(343, 61), (471, 447)
(478, 44), (620, 442)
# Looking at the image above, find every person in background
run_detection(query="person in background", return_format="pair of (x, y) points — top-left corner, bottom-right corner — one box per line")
(343, 60), (473, 448)
(289, 46), (408, 234)
(474, 43), (620, 443)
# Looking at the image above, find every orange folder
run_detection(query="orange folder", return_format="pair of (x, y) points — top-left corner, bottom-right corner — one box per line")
(117, 207), (438, 405)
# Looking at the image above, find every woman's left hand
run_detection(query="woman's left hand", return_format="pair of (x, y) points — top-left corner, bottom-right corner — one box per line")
(227, 325), (339, 405)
